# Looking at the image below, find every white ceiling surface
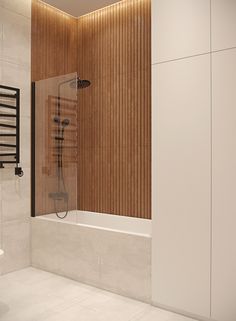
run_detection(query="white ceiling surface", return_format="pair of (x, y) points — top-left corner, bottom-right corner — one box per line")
(42, 0), (121, 17)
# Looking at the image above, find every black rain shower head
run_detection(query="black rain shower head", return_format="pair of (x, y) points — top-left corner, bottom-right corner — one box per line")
(70, 78), (91, 90)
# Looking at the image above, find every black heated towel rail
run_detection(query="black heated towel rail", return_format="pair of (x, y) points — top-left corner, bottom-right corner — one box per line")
(0, 85), (23, 176)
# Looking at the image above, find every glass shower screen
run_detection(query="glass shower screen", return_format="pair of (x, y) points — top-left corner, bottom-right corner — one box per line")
(32, 73), (78, 217)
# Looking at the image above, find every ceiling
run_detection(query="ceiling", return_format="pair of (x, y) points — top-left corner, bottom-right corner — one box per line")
(42, 0), (122, 17)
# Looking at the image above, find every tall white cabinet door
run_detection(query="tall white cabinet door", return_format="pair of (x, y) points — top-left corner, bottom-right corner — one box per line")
(152, 55), (211, 318)
(212, 49), (236, 321)
(152, 0), (210, 64)
(211, 0), (236, 51)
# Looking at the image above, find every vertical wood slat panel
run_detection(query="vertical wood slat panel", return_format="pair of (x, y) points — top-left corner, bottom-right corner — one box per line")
(31, 0), (78, 216)
(77, 0), (151, 219)
(31, 0), (151, 219)
(31, 0), (78, 82)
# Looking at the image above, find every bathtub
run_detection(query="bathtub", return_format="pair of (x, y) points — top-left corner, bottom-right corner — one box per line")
(37, 210), (152, 236)
(31, 211), (152, 302)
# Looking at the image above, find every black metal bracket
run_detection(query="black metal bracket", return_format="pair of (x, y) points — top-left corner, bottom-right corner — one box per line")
(31, 82), (36, 216)
(15, 166), (24, 177)
(0, 85), (23, 177)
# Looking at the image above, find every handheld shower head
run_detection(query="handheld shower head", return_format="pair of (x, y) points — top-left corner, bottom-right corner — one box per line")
(53, 117), (70, 128)
(54, 116), (61, 124)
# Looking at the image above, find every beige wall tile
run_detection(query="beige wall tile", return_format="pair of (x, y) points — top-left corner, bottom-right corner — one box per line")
(31, 219), (101, 286)
(31, 218), (151, 302)
(0, 7), (31, 66)
(0, 0), (31, 274)
(99, 231), (151, 302)
(0, 0), (31, 19)
(2, 219), (30, 273)
(1, 62), (31, 117)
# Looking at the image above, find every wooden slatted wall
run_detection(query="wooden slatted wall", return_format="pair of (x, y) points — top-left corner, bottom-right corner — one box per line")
(77, 0), (151, 218)
(31, 0), (78, 215)
(31, 0), (151, 219)
(31, 0), (78, 82)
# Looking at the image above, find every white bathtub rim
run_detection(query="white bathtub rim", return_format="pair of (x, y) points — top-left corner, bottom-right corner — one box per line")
(35, 216), (151, 238)
(35, 210), (152, 237)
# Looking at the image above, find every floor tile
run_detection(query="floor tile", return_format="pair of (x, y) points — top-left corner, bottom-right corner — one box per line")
(133, 306), (197, 321)
(0, 268), (198, 321)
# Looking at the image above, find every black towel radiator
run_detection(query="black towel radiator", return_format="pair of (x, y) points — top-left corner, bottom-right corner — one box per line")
(0, 85), (23, 176)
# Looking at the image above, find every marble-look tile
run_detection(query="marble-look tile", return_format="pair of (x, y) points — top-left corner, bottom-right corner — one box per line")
(1, 61), (31, 117)
(44, 306), (103, 321)
(0, 0), (31, 276)
(0, 266), (54, 285)
(20, 116), (31, 167)
(31, 218), (151, 302)
(2, 198), (30, 222)
(0, 7), (30, 67)
(0, 0), (31, 19)
(45, 293), (147, 321)
(132, 306), (197, 321)
(0, 167), (30, 199)
(0, 270), (89, 320)
(1, 167), (30, 222)
(0, 24), (3, 65)
(0, 292), (66, 321)
(31, 219), (101, 286)
(80, 292), (148, 321)
(99, 231), (151, 302)
(1, 219), (30, 273)
(0, 182), (2, 275)
(0, 268), (198, 321)
(100, 263), (150, 302)
(31, 273), (96, 302)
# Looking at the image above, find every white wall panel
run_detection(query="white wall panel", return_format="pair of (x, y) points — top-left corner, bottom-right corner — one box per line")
(152, 0), (210, 64)
(212, 48), (236, 321)
(152, 55), (211, 318)
(212, 0), (236, 51)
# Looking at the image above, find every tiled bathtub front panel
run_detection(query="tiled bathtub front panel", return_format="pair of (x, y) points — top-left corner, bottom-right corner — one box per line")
(31, 218), (151, 302)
